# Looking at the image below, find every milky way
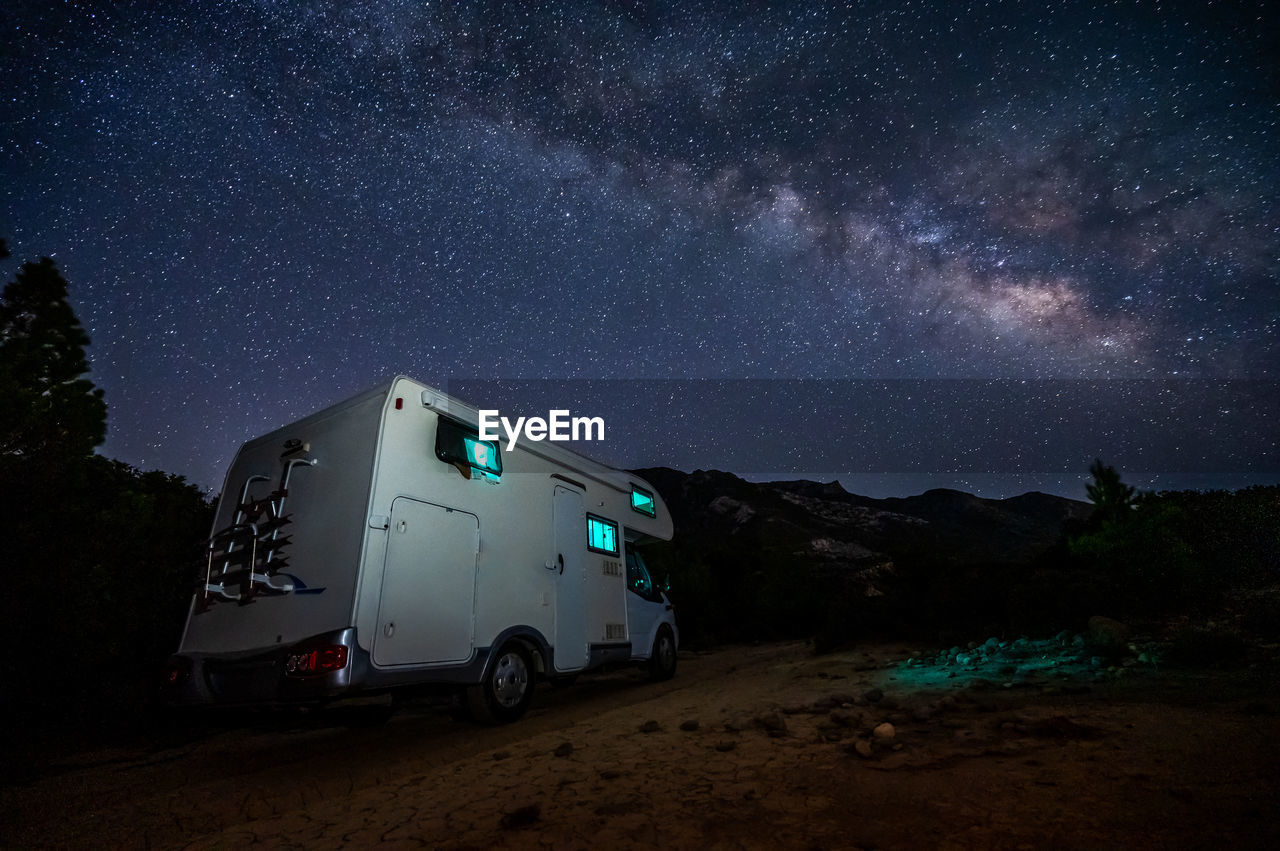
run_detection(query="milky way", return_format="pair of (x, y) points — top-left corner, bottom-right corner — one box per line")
(3, 1), (1276, 496)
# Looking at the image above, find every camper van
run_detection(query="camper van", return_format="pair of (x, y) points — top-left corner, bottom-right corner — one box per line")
(164, 377), (677, 722)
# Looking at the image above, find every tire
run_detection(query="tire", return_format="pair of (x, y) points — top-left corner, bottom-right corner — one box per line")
(648, 626), (677, 681)
(466, 641), (535, 723)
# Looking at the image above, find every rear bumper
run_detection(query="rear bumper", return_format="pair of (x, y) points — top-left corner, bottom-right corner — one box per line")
(164, 628), (364, 706)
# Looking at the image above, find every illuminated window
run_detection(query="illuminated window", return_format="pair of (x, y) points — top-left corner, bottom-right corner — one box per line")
(586, 514), (618, 556)
(435, 416), (502, 480)
(630, 485), (656, 517)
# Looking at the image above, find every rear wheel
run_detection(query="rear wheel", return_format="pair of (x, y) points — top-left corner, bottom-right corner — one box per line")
(466, 642), (535, 723)
(648, 627), (677, 681)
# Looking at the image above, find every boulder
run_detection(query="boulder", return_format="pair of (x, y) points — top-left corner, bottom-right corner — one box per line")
(1086, 616), (1131, 649)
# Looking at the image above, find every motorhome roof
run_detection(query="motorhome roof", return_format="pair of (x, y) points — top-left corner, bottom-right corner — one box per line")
(235, 376), (649, 497)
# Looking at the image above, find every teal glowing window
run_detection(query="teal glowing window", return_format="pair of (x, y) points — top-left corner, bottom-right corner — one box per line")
(435, 416), (502, 480)
(464, 436), (499, 473)
(630, 486), (656, 517)
(586, 514), (618, 556)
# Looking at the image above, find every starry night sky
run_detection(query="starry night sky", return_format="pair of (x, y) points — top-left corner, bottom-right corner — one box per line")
(3, 0), (1277, 498)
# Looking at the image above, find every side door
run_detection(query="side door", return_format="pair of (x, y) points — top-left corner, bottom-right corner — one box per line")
(552, 485), (589, 672)
(374, 497), (478, 667)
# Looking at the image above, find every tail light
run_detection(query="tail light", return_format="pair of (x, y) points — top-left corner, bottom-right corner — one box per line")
(285, 644), (349, 677)
(163, 656), (192, 687)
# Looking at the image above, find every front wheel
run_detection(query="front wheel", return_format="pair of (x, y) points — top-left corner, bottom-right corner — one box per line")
(648, 627), (677, 681)
(466, 642), (535, 723)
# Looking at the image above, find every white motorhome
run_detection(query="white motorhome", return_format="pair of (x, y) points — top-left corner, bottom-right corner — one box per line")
(164, 377), (677, 722)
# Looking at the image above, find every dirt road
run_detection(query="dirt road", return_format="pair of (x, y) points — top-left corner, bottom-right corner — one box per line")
(4, 641), (1279, 849)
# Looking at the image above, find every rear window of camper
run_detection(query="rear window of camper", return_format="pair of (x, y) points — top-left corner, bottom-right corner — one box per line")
(586, 514), (619, 555)
(435, 416), (502, 479)
(630, 485), (656, 517)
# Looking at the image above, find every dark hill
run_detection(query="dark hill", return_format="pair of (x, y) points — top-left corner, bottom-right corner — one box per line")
(635, 468), (1090, 570)
(630, 468), (1092, 645)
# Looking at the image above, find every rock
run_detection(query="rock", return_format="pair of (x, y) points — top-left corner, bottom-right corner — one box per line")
(492, 751), (510, 761)
(781, 704), (808, 715)
(639, 720), (661, 733)
(714, 741), (737, 752)
(1054, 629), (1072, 644)
(820, 725), (846, 742)
(500, 804), (541, 830)
(863, 687), (884, 704)
(680, 719), (700, 732)
(1087, 615), (1131, 649)
(873, 722), (896, 741)
(829, 708), (859, 727)
(1072, 633), (1086, 647)
(755, 711), (789, 737)
(553, 742), (574, 757)
(911, 705), (934, 722)
(1027, 716), (1104, 740)
(600, 769), (622, 780)
(983, 637), (1001, 650)
(853, 739), (874, 758)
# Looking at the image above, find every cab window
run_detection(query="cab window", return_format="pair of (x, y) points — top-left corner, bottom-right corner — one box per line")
(625, 545), (663, 603)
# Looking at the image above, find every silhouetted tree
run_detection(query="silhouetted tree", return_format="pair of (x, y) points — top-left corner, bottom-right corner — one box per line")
(1085, 458), (1135, 525)
(0, 256), (107, 459)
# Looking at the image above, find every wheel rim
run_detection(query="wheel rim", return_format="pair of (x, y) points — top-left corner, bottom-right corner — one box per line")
(492, 650), (529, 708)
(658, 634), (675, 671)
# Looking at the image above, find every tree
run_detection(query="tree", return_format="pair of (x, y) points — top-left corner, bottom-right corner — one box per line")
(1085, 458), (1135, 525)
(0, 256), (107, 459)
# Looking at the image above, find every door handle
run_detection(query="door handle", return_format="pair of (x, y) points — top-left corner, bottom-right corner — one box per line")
(557, 553), (564, 574)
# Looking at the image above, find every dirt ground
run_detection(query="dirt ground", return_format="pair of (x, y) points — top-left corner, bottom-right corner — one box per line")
(4, 639), (1279, 849)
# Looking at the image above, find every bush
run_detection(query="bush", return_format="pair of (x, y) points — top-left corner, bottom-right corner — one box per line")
(1163, 624), (1248, 667)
